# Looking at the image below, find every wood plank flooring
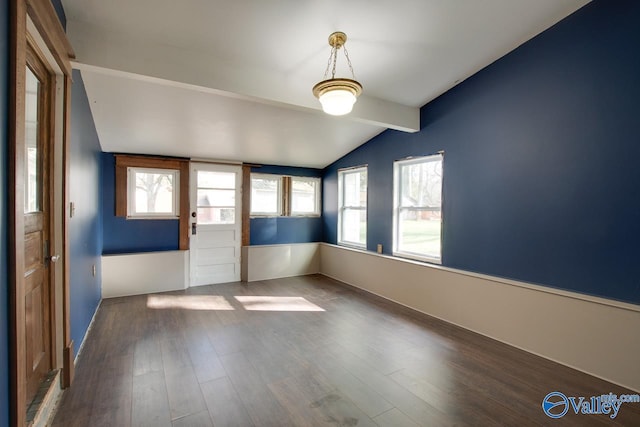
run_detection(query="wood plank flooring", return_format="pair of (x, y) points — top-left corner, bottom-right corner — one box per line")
(52, 274), (640, 426)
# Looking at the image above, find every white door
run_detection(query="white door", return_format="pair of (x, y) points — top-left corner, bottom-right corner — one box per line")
(190, 163), (242, 286)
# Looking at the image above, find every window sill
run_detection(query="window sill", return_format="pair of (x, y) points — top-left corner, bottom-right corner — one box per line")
(338, 241), (366, 250)
(393, 251), (442, 265)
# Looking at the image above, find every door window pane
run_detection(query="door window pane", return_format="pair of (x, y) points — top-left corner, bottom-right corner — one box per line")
(197, 207), (235, 225)
(197, 170), (237, 224)
(198, 171), (235, 189)
(25, 66), (40, 213)
(197, 189), (235, 207)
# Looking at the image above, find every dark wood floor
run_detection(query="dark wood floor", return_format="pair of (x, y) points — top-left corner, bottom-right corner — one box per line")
(52, 274), (639, 426)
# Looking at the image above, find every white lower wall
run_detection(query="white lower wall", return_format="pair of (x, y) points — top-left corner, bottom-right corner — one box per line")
(320, 243), (640, 392)
(242, 243), (320, 282)
(102, 251), (189, 298)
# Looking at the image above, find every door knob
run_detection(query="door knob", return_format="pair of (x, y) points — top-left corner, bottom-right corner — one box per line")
(48, 255), (60, 263)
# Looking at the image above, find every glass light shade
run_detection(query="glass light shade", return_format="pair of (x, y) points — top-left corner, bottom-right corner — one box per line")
(318, 89), (357, 116)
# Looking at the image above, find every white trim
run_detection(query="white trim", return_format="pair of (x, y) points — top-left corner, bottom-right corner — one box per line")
(392, 250), (442, 265)
(290, 176), (321, 216)
(321, 243), (639, 312)
(338, 166), (368, 247)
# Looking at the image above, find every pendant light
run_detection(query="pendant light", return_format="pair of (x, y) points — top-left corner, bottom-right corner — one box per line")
(312, 32), (363, 116)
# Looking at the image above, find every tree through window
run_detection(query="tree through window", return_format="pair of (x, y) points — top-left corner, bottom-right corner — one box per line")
(127, 167), (179, 218)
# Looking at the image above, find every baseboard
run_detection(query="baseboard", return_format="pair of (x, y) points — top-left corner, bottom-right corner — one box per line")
(74, 299), (101, 365)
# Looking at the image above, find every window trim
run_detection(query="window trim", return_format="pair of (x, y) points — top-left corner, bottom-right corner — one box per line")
(114, 154), (190, 250)
(290, 176), (321, 217)
(393, 154), (443, 264)
(338, 166), (368, 249)
(127, 167), (180, 219)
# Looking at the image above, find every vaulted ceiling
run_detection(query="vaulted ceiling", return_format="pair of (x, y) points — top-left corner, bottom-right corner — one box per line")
(62, 0), (589, 168)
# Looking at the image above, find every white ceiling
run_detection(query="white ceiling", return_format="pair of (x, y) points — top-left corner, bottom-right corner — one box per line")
(62, 0), (589, 169)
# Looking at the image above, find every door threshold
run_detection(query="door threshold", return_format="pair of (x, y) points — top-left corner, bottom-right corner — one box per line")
(26, 369), (61, 427)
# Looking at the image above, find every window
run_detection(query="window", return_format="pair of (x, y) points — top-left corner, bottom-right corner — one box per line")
(127, 167), (179, 218)
(250, 174), (320, 217)
(338, 166), (367, 248)
(251, 174), (282, 216)
(291, 177), (321, 216)
(393, 154), (443, 263)
(196, 170), (236, 224)
(114, 154), (190, 250)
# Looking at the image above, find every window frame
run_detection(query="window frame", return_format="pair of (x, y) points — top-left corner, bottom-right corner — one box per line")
(290, 176), (321, 217)
(127, 167), (180, 219)
(250, 173), (283, 217)
(249, 173), (321, 218)
(393, 154), (443, 264)
(114, 154), (190, 250)
(338, 166), (368, 249)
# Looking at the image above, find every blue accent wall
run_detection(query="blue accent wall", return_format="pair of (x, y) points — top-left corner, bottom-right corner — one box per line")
(51, 0), (66, 30)
(69, 70), (102, 353)
(101, 152), (179, 254)
(0, 0), (10, 424)
(250, 164), (323, 245)
(323, 0), (640, 305)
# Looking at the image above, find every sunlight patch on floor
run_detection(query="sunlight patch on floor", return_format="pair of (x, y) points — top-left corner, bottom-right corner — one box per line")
(234, 296), (325, 312)
(147, 295), (234, 310)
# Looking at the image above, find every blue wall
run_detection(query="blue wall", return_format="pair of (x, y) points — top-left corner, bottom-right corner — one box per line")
(69, 70), (102, 353)
(250, 164), (323, 245)
(0, 0), (9, 423)
(51, 0), (66, 30)
(323, 0), (640, 305)
(101, 152), (179, 254)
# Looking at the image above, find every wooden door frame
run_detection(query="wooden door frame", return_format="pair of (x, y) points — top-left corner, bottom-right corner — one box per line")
(9, 0), (75, 425)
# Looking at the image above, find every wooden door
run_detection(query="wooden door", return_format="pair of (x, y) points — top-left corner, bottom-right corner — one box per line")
(24, 43), (55, 405)
(190, 163), (242, 286)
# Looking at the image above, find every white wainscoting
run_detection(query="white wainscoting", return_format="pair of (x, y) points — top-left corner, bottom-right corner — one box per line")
(319, 243), (640, 392)
(242, 243), (320, 282)
(102, 251), (189, 298)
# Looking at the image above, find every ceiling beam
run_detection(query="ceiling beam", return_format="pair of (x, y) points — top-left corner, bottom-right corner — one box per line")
(67, 20), (420, 133)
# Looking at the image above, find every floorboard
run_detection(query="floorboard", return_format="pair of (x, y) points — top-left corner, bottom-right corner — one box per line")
(52, 274), (640, 426)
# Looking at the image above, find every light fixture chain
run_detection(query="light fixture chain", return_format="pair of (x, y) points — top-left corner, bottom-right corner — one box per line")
(343, 45), (356, 80)
(323, 46), (335, 79)
(331, 45), (338, 79)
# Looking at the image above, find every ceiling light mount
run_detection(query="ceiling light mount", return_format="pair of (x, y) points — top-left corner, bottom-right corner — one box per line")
(313, 31), (363, 116)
